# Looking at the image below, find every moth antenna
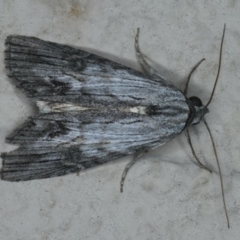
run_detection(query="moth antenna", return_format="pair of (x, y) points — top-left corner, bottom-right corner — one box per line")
(206, 24), (226, 107)
(120, 150), (147, 192)
(185, 129), (212, 173)
(184, 58), (205, 95)
(203, 119), (230, 228)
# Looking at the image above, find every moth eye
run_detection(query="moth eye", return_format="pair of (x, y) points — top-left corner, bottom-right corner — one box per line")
(189, 96), (203, 107)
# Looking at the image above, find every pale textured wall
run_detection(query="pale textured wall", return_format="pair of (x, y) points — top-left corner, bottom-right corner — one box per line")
(0, 1), (240, 239)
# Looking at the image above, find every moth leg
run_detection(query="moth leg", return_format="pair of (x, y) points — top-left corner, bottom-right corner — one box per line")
(135, 28), (166, 80)
(185, 129), (212, 173)
(184, 58), (205, 95)
(120, 149), (148, 192)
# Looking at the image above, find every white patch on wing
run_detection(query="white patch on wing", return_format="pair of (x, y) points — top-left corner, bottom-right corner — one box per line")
(37, 101), (90, 113)
(118, 106), (146, 114)
(37, 101), (147, 115)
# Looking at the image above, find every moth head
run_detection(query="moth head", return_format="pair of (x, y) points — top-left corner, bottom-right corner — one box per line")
(189, 96), (209, 125)
(184, 23), (225, 127)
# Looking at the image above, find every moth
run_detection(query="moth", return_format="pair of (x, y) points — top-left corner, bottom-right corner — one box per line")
(0, 27), (224, 180)
(1, 32), (203, 178)
(1, 26), (228, 226)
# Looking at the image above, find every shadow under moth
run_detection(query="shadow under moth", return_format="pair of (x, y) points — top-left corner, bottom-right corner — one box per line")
(1, 25), (229, 227)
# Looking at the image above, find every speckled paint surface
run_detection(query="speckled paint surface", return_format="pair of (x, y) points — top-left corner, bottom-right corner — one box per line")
(0, 1), (240, 239)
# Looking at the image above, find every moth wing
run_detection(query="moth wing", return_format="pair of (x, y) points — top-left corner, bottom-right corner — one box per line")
(1, 107), (189, 181)
(2, 35), (190, 181)
(5, 35), (183, 107)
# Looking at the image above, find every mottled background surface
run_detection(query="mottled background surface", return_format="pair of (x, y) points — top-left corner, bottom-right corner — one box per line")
(0, 1), (240, 239)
